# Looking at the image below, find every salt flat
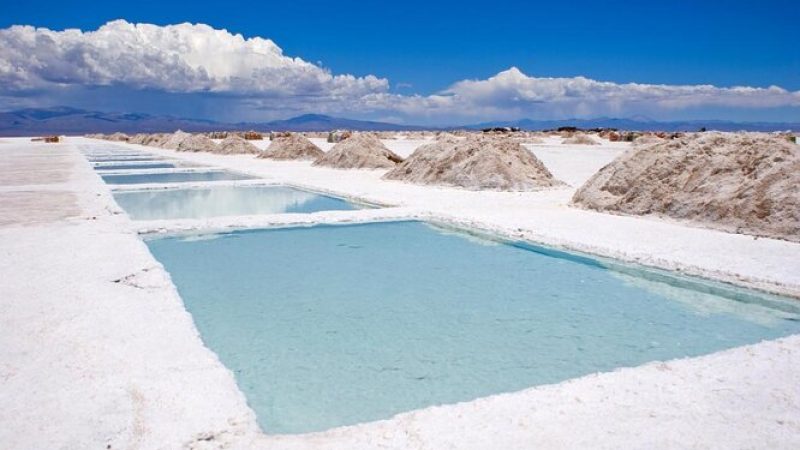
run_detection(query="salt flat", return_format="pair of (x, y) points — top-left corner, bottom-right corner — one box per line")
(1, 136), (799, 449)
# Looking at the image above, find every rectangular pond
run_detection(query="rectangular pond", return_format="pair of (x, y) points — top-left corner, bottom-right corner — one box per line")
(94, 162), (179, 171)
(101, 170), (254, 185)
(146, 221), (800, 435)
(114, 185), (365, 220)
(88, 156), (164, 163)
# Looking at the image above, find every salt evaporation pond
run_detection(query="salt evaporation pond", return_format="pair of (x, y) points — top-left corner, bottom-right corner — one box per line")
(101, 170), (253, 185)
(114, 185), (363, 220)
(146, 221), (800, 434)
(94, 162), (178, 171)
(88, 155), (164, 162)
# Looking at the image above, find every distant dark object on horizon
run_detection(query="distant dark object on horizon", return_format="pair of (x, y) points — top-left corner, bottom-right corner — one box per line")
(30, 135), (60, 143)
(473, 117), (800, 133)
(551, 126), (618, 133)
(482, 126), (520, 133)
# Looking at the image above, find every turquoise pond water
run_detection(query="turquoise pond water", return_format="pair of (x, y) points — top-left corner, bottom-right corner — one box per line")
(88, 155), (163, 162)
(87, 156), (164, 163)
(94, 162), (178, 171)
(145, 221), (800, 434)
(102, 170), (253, 184)
(114, 186), (362, 220)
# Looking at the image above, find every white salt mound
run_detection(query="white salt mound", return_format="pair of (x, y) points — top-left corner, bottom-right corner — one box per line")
(562, 134), (600, 145)
(383, 136), (564, 191)
(159, 130), (192, 150)
(260, 134), (324, 160)
(148, 134), (169, 147)
(433, 133), (462, 142)
(632, 135), (665, 147)
(128, 133), (167, 147)
(176, 134), (218, 153)
(127, 134), (148, 145)
(215, 135), (260, 155)
(313, 133), (403, 169)
(572, 132), (800, 242)
(516, 136), (545, 144)
(106, 132), (129, 142)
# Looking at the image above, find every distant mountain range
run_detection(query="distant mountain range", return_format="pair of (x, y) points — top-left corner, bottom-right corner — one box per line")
(0, 107), (221, 135)
(0, 106), (797, 136)
(257, 113), (426, 132)
(0, 107), (423, 136)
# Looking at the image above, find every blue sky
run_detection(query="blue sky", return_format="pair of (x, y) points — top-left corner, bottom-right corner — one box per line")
(1, 0), (798, 124)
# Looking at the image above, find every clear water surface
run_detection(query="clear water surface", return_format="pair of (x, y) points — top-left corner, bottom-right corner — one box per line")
(114, 185), (362, 220)
(102, 170), (254, 185)
(88, 155), (163, 162)
(146, 221), (800, 434)
(94, 162), (178, 171)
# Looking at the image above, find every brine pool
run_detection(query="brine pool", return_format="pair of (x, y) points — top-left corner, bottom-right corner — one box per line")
(114, 185), (364, 220)
(145, 221), (800, 434)
(101, 170), (254, 185)
(89, 156), (163, 162)
(94, 162), (179, 171)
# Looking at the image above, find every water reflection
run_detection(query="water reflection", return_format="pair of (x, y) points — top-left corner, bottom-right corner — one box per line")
(113, 185), (360, 220)
(101, 171), (252, 184)
(94, 162), (177, 171)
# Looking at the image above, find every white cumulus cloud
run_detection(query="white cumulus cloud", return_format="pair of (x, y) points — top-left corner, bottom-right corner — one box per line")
(444, 67), (800, 111)
(355, 68), (800, 121)
(0, 21), (798, 123)
(303, 67), (800, 122)
(0, 20), (388, 99)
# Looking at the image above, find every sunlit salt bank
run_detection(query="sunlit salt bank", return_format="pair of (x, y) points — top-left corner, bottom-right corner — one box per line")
(145, 221), (800, 435)
(113, 185), (366, 220)
(101, 170), (254, 185)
